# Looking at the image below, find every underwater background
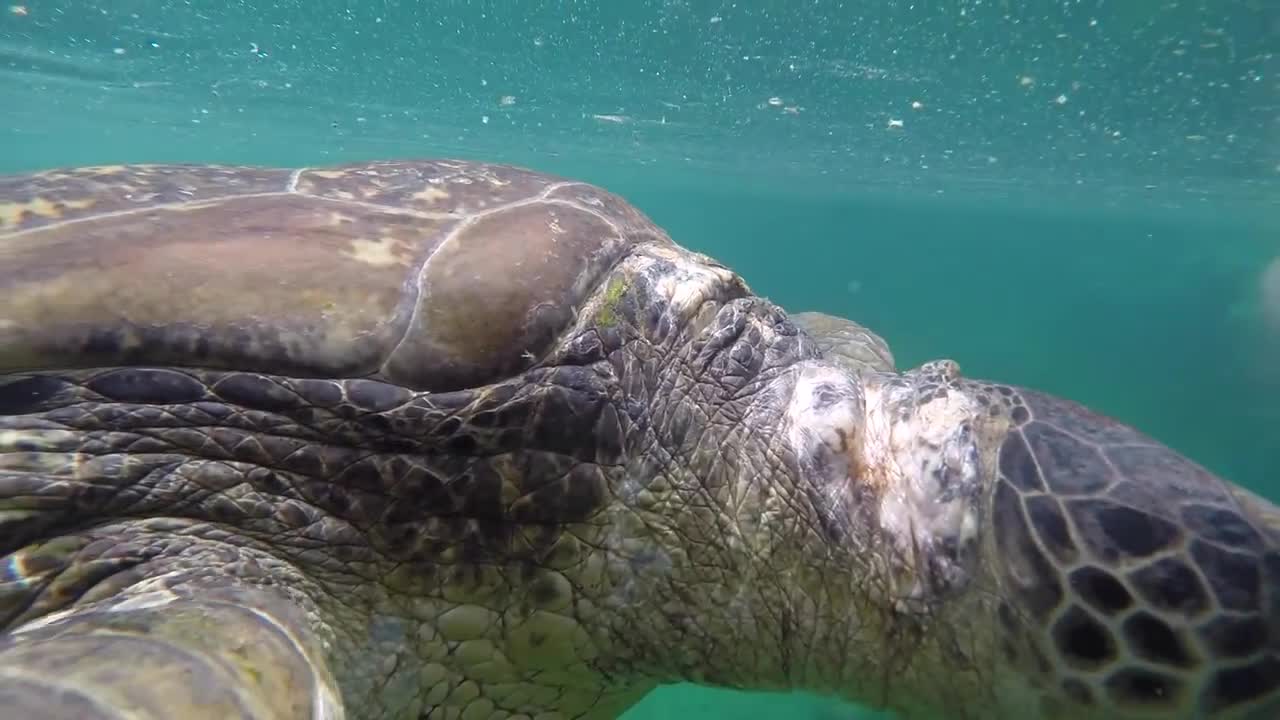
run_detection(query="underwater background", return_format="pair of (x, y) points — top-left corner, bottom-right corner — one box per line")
(2, 1), (1277, 718)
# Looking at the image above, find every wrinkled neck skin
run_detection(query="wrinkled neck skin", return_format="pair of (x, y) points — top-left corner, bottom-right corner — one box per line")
(621, 367), (1001, 715)
(0, 242), (1002, 720)
(585, 246), (1003, 717)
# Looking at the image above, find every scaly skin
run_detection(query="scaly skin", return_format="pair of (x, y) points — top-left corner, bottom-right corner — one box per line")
(2, 161), (1277, 720)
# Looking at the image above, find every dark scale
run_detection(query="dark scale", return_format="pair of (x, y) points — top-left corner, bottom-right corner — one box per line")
(211, 373), (304, 412)
(1069, 500), (1182, 563)
(1026, 424), (1116, 496)
(1122, 611), (1195, 669)
(0, 375), (76, 415)
(1026, 495), (1079, 565)
(1128, 556), (1212, 616)
(1180, 503), (1266, 551)
(993, 427), (1044, 489)
(343, 379), (413, 413)
(1198, 615), (1270, 658)
(85, 367), (209, 405)
(1068, 566), (1133, 616)
(1191, 540), (1262, 612)
(993, 480), (1064, 621)
(1204, 657), (1280, 713)
(1051, 605), (1116, 670)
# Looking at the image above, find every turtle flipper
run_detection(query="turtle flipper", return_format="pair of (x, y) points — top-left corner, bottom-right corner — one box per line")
(790, 310), (896, 373)
(0, 580), (343, 720)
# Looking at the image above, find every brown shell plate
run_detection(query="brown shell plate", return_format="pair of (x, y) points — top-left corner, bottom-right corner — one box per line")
(0, 159), (672, 391)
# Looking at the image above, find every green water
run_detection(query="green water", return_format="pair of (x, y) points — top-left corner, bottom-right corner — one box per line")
(2, 2), (1278, 718)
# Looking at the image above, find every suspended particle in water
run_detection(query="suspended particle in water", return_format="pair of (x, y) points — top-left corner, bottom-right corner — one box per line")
(113, 47), (126, 55)
(481, 115), (489, 124)
(9, 5), (28, 16)
(1054, 94), (1068, 105)
(710, 15), (722, 23)
(1019, 75), (1035, 88)
(911, 100), (924, 110)
(767, 97), (783, 106)
(499, 95), (516, 106)
(886, 118), (904, 130)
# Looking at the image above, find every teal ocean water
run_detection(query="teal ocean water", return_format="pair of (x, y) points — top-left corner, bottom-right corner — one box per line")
(2, 2), (1278, 718)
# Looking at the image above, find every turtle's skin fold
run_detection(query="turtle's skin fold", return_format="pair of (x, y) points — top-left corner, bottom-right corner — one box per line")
(0, 160), (1276, 720)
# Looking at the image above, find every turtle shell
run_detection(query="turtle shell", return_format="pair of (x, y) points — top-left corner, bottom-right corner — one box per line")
(0, 160), (672, 391)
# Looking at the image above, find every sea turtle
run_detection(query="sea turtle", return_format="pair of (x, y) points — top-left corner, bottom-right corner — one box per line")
(0, 159), (1276, 720)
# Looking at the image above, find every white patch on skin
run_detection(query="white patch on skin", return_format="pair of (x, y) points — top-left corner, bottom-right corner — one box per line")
(787, 364), (865, 454)
(861, 375), (982, 602)
(9, 585), (182, 635)
(785, 362), (866, 517)
(313, 685), (345, 720)
(344, 236), (410, 267)
(8, 606), (80, 633)
(634, 245), (741, 319)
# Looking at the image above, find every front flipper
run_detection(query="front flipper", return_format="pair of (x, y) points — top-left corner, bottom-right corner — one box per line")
(0, 549), (343, 720)
(790, 310), (896, 374)
(978, 381), (1280, 719)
